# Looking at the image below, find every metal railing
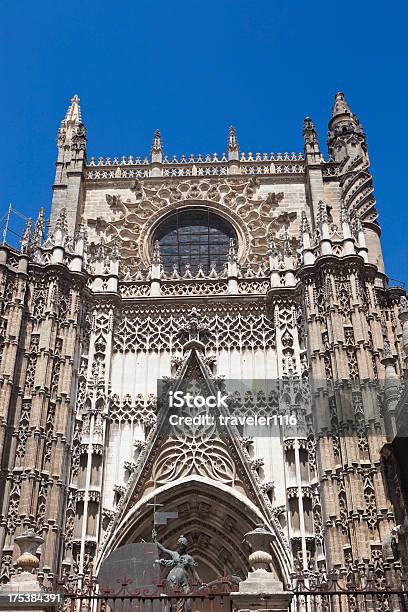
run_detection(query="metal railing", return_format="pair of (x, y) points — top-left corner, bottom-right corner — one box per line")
(56, 576), (234, 612)
(289, 569), (408, 612)
(291, 589), (408, 611)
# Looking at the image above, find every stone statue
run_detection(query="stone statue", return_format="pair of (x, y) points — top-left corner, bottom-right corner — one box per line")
(152, 529), (203, 593)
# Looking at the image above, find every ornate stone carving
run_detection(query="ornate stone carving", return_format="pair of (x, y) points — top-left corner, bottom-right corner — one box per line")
(114, 305), (276, 353)
(89, 178), (296, 268)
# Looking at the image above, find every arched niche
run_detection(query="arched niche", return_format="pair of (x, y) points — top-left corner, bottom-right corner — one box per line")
(96, 476), (290, 584)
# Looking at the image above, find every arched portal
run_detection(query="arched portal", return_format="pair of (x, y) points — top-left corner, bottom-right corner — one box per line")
(97, 477), (289, 584)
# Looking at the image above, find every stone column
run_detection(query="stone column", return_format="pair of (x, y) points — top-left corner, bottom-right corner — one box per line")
(231, 525), (293, 611)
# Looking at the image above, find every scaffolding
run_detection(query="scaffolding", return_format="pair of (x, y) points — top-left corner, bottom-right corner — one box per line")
(0, 204), (31, 251)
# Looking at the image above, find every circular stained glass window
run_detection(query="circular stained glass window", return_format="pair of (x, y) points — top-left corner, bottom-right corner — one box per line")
(154, 208), (236, 274)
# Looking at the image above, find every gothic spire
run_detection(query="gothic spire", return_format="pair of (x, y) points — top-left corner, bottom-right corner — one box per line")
(20, 218), (33, 253)
(50, 95), (87, 242)
(328, 91), (367, 162)
(331, 92), (353, 118)
(57, 94), (87, 152)
(64, 94), (82, 124)
(32, 208), (45, 247)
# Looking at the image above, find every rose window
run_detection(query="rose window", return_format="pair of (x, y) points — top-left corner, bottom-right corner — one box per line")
(154, 208), (236, 274)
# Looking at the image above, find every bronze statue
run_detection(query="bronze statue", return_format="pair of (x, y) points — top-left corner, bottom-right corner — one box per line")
(152, 529), (203, 594)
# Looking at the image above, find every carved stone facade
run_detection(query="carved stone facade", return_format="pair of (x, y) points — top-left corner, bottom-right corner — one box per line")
(0, 93), (407, 589)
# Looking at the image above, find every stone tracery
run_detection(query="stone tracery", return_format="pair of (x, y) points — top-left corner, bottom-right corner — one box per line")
(87, 179), (296, 269)
(113, 305), (277, 353)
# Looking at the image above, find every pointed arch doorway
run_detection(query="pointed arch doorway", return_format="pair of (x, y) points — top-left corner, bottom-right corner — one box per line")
(97, 476), (288, 584)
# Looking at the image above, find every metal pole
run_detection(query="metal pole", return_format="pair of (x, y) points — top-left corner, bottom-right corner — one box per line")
(1, 203), (12, 245)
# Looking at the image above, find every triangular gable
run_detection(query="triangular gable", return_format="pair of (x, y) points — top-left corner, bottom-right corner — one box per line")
(105, 346), (276, 540)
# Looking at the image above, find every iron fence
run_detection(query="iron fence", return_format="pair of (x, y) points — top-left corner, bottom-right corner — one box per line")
(290, 589), (408, 611)
(289, 569), (408, 612)
(56, 577), (233, 612)
(53, 570), (408, 612)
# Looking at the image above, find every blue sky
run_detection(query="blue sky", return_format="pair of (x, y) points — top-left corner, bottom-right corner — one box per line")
(1, 0), (407, 284)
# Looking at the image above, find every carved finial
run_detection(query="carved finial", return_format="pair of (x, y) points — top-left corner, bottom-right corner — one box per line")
(64, 94), (82, 123)
(228, 238), (237, 263)
(400, 295), (408, 314)
(227, 126), (239, 162)
(96, 237), (105, 261)
(52, 207), (68, 247)
(73, 222), (87, 258)
(183, 263), (192, 278)
(381, 339), (393, 362)
(152, 240), (161, 264)
(300, 212), (314, 262)
(303, 116), (318, 144)
(151, 129), (162, 154)
(317, 201), (329, 224)
(228, 126), (239, 152)
(303, 116), (321, 162)
(20, 218), (33, 253)
(171, 262), (180, 279)
(352, 215), (364, 236)
(32, 208), (45, 247)
(279, 230), (290, 256)
(267, 233), (277, 253)
(340, 204), (350, 224)
(300, 210), (311, 234)
(55, 207), (67, 232)
(151, 129), (163, 167)
(243, 524), (274, 571)
(110, 237), (120, 261)
(75, 221), (87, 242)
(179, 305), (209, 348)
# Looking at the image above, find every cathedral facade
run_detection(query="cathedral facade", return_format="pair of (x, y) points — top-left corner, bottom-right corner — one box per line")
(0, 93), (407, 589)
